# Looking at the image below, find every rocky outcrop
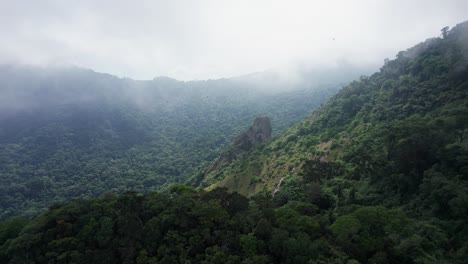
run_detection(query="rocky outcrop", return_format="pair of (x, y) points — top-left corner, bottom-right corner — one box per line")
(191, 117), (272, 187)
(233, 117), (272, 152)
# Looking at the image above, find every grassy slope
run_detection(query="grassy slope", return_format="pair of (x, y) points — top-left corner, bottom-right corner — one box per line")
(204, 21), (468, 206)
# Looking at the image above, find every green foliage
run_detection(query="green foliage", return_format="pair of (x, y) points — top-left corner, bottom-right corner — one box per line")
(2, 188), (448, 264)
(1, 19), (468, 264)
(0, 216), (29, 245)
(0, 67), (338, 220)
(170, 184), (197, 194)
(201, 21), (468, 263)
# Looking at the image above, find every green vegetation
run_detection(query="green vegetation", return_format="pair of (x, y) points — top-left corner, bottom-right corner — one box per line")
(0, 21), (467, 263)
(2, 188), (461, 263)
(200, 22), (468, 261)
(0, 68), (340, 220)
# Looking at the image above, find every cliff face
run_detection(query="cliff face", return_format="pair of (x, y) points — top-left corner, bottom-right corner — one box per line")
(192, 117), (272, 187)
(233, 117), (272, 152)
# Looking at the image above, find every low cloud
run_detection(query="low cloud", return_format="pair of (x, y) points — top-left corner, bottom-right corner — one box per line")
(0, 0), (467, 80)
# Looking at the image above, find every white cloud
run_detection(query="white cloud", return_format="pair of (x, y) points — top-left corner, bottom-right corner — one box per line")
(0, 0), (466, 80)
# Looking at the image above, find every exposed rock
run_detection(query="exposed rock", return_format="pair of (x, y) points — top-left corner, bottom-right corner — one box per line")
(233, 117), (272, 152)
(192, 117), (272, 187)
(272, 177), (285, 197)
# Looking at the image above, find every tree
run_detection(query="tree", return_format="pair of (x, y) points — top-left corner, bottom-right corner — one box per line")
(441, 26), (449, 38)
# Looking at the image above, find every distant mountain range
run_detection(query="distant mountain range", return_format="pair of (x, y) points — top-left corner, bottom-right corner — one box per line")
(0, 21), (467, 264)
(0, 62), (368, 219)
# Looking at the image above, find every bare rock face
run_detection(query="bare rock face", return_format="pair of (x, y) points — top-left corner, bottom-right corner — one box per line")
(233, 117), (272, 152)
(192, 117), (272, 187)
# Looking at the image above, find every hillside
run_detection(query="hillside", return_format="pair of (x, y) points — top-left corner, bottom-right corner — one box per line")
(0, 66), (359, 220)
(0, 21), (467, 264)
(195, 21), (468, 259)
(203, 22), (468, 202)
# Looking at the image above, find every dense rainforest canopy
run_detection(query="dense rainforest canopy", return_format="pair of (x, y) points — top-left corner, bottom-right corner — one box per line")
(0, 21), (467, 264)
(0, 65), (357, 219)
(1, 187), (457, 263)
(199, 21), (468, 262)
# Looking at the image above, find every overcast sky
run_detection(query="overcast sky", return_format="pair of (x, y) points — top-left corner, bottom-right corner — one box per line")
(0, 0), (467, 80)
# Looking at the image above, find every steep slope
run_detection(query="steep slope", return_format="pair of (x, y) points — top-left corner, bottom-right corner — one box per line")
(0, 65), (355, 220)
(1, 22), (467, 264)
(204, 22), (468, 201)
(193, 117), (272, 186)
(202, 22), (468, 254)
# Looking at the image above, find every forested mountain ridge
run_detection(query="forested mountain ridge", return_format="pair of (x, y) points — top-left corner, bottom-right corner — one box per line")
(191, 21), (468, 260)
(0, 65), (361, 220)
(203, 21), (468, 203)
(0, 22), (467, 264)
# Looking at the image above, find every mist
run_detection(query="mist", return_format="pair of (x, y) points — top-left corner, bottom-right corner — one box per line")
(1, 0), (466, 81)
(0, 63), (353, 114)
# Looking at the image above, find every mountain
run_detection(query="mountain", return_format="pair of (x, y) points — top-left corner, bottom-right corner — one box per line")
(0, 64), (361, 219)
(203, 22), (468, 202)
(0, 21), (467, 264)
(195, 21), (468, 260)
